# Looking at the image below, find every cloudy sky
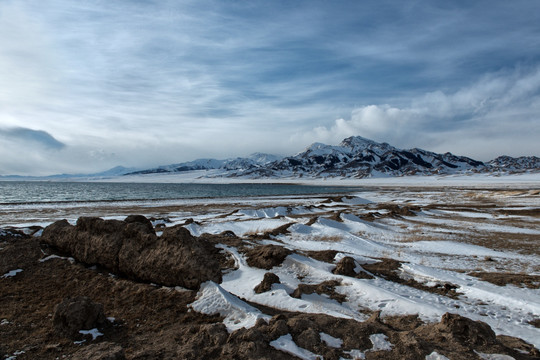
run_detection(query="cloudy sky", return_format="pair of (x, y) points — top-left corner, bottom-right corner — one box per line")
(1, 0), (539, 175)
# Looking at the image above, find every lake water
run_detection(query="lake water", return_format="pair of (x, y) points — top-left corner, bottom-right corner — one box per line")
(0, 181), (361, 205)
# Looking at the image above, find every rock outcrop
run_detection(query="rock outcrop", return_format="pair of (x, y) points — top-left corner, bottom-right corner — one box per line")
(41, 216), (224, 289)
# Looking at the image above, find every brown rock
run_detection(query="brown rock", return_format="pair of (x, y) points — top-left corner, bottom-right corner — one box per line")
(52, 296), (107, 339)
(245, 245), (292, 270)
(41, 216), (223, 289)
(254, 273), (280, 294)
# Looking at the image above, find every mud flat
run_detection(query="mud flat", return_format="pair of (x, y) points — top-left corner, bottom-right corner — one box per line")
(1, 186), (539, 359)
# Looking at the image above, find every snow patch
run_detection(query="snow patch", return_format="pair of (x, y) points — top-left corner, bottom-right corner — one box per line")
(79, 328), (104, 340)
(270, 334), (323, 360)
(425, 352), (450, 360)
(369, 333), (393, 351)
(189, 281), (270, 332)
(2, 269), (22, 278)
(319, 332), (343, 348)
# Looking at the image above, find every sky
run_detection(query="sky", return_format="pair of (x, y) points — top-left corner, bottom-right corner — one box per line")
(1, 0), (540, 175)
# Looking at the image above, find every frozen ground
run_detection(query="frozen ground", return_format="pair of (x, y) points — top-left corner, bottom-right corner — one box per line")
(1, 177), (539, 359)
(178, 187), (540, 350)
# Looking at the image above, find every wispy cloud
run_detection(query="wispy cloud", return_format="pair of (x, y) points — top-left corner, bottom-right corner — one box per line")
(1, 0), (539, 174)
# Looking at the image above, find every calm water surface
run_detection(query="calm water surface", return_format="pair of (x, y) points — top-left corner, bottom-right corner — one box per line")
(0, 181), (361, 205)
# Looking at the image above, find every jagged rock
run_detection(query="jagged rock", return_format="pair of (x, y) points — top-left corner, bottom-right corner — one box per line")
(52, 296), (107, 339)
(41, 216), (223, 289)
(245, 245), (292, 270)
(71, 342), (125, 360)
(254, 272), (280, 294)
(332, 256), (357, 276)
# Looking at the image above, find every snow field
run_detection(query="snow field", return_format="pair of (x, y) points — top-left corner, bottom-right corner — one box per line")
(185, 190), (540, 350)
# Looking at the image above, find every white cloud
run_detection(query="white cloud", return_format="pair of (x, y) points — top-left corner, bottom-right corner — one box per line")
(301, 67), (540, 160)
(1, 1), (540, 174)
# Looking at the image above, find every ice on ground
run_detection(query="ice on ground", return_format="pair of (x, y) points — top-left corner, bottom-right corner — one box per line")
(425, 352), (450, 360)
(342, 349), (366, 359)
(79, 328), (103, 340)
(475, 352), (516, 360)
(39, 254), (75, 263)
(320, 332), (343, 348)
(2, 269), (22, 278)
(369, 333), (393, 351)
(189, 281), (270, 332)
(270, 334), (323, 360)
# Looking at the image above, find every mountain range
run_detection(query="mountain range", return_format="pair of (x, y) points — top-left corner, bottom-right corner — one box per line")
(124, 136), (539, 179)
(2, 136), (537, 180)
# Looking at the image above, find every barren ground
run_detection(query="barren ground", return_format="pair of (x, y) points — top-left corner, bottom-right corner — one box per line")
(1, 186), (539, 359)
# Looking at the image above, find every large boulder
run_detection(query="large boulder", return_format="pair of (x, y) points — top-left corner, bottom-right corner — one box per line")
(41, 216), (223, 289)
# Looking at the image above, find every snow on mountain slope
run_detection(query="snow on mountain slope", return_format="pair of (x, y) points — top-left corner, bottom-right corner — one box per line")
(242, 136), (487, 178)
(123, 136), (538, 179)
(127, 153), (283, 175)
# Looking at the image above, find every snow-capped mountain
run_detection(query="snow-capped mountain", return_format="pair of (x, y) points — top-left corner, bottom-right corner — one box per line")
(488, 156), (540, 173)
(123, 136), (538, 179)
(239, 136), (486, 178)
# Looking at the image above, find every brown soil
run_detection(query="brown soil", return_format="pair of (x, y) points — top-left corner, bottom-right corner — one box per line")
(304, 249), (339, 263)
(1, 232), (539, 359)
(469, 271), (540, 289)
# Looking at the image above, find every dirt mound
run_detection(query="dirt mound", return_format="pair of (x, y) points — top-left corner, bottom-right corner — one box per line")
(254, 273), (280, 294)
(53, 296), (108, 339)
(469, 271), (540, 289)
(245, 245), (292, 270)
(41, 216), (225, 289)
(304, 249), (338, 263)
(435, 312), (497, 346)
